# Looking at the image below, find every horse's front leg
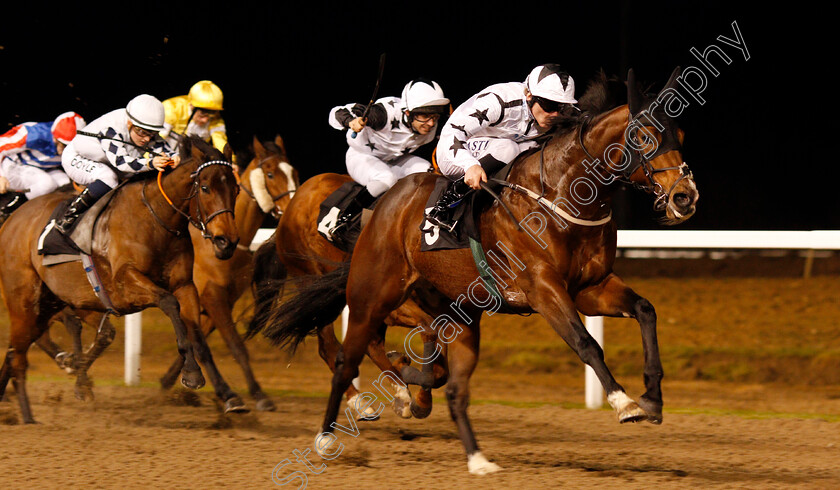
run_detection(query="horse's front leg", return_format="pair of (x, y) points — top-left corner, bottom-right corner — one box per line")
(115, 266), (204, 391)
(575, 273), (664, 423)
(526, 275), (647, 424)
(200, 281), (274, 411)
(172, 282), (248, 413)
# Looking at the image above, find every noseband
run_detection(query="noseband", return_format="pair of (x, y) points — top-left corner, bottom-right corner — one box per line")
(142, 159), (236, 238)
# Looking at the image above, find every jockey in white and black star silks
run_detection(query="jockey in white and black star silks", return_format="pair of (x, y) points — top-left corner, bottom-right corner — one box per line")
(0, 112), (86, 219)
(327, 78), (450, 234)
(55, 94), (181, 235)
(426, 64), (579, 231)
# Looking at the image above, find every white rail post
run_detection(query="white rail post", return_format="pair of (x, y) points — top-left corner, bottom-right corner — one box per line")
(584, 315), (604, 409)
(124, 312), (142, 386)
(341, 305), (360, 390)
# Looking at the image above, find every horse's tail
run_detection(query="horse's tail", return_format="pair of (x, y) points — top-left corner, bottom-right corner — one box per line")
(247, 235), (287, 340)
(247, 248), (350, 354)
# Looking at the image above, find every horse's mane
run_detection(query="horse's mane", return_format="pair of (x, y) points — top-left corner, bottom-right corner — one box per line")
(547, 69), (624, 139)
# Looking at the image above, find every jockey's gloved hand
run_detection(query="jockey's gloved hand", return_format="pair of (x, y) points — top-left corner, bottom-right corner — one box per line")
(152, 155), (179, 171)
(348, 117), (367, 133)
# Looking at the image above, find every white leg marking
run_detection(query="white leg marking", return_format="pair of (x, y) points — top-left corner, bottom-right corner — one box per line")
(467, 452), (502, 475)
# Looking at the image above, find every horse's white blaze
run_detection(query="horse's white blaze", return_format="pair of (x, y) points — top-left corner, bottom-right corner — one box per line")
(279, 161), (296, 198)
(607, 391), (635, 411)
(249, 168), (275, 213)
(467, 452), (502, 475)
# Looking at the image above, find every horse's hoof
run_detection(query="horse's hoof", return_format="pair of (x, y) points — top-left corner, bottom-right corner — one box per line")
(74, 385), (94, 402)
(255, 397), (277, 412)
(467, 452), (502, 475)
(637, 395), (664, 424)
(618, 402), (648, 424)
(392, 385), (413, 419)
(224, 396), (249, 414)
(347, 395), (380, 421)
(55, 352), (76, 375)
(180, 370), (205, 390)
(410, 389), (433, 419)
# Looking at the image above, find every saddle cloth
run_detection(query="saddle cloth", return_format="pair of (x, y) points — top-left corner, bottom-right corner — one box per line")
(419, 177), (484, 252)
(316, 181), (378, 252)
(37, 187), (118, 263)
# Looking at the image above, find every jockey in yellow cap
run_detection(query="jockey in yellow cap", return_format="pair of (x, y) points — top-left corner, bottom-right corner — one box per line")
(160, 80), (229, 154)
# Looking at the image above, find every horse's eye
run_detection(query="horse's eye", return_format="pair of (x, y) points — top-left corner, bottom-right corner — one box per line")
(201, 185), (209, 193)
(266, 172), (274, 179)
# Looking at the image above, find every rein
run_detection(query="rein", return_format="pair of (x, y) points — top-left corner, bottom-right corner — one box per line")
(489, 136), (612, 228)
(143, 159), (235, 238)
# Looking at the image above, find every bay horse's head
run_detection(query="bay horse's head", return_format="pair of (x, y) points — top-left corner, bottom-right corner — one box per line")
(624, 67), (699, 224)
(179, 136), (240, 259)
(246, 135), (299, 218)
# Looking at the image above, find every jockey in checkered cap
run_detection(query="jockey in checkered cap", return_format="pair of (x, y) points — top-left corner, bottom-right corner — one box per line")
(0, 112), (86, 221)
(54, 94), (180, 235)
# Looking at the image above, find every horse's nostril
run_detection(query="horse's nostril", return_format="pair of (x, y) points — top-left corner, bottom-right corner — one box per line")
(673, 193), (690, 208)
(213, 236), (230, 249)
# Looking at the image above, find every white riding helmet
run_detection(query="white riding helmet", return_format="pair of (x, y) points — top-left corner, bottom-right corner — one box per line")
(401, 79), (450, 113)
(125, 94), (166, 131)
(525, 64), (578, 104)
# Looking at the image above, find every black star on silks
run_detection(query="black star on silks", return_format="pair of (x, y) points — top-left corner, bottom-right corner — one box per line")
(391, 118), (400, 130)
(366, 142), (377, 151)
(469, 108), (489, 125)
(450, 138), (467, 157)
(388, 100), (396, 106)
(450, 123), (466, 134)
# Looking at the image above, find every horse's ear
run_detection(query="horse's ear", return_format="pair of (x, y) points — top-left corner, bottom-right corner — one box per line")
(274, 134), (287, 155)
(253, 135), (267, 160)
(180, 134), (192, 157)
(662, 66), (681, 92)
(190, 139), (204, 161)
(223, 143), (234, 163)
(627, 68), (642, 114)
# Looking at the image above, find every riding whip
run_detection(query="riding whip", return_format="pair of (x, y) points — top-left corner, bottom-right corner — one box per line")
(351, 53), (387, 139)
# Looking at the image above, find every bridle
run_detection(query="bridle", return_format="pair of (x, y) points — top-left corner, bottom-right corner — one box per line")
(142, 159), (236, 238)
(579, 109), (694, 212)
(239, 156), (296, 218)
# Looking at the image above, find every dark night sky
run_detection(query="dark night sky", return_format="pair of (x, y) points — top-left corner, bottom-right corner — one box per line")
(1, 2), (835, 230)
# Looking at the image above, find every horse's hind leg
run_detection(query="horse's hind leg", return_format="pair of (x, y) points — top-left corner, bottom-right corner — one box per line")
(4, 310), (54, 423)
(575, 273), (664, 423)
(445, 318), (500, 475)
(71, 310), (117, 401)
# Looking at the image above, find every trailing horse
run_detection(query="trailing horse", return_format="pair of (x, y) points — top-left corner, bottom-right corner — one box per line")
(0, 136), (244, 423)
(251, 68), (699, 473)
(158, 135), (299, 411)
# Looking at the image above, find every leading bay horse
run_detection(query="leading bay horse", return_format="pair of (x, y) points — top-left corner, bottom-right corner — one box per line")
(0, 136), (243, 423)
(158, 135), (299, 411)
(253, 68), (699, 473)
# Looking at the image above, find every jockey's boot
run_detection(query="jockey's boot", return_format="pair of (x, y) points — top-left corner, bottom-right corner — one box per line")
(54, 188), (98, 235)
(0, 192), (28, 224)
(425, 177), (473, 232)
(330, 187), (376, 235)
